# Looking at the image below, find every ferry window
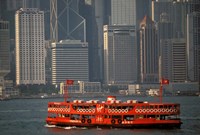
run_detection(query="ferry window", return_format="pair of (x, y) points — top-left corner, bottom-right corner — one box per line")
(64, 114), (70, 117)
(150, 106), (154, 109)
(164, 105), (167, 109)
(159, 105), (163, 108)
(136, 115), (144, 119)
(169, 105), (172, 109)
(124, 115), (134, 121)
(117, 106), (121, 109)
(48, 113), (56, 118)
(71, 114), (80, 120)
(147, 115), (155, 118)
(112, 115), (121, 119)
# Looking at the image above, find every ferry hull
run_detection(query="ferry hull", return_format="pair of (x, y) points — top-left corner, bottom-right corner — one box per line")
(46, 118), (182, 129)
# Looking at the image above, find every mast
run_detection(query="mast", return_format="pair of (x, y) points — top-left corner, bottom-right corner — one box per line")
(160, 78), (169, 103)
(64, 80), (74, 102)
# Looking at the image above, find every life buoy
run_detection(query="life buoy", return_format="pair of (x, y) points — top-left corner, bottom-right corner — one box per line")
(87, 119), (91, 124)
(81, 119), (85, 123)
(118, 119), (122, 124)
(111, 119), (115, 124)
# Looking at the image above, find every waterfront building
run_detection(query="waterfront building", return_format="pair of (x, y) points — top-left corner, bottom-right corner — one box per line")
(186, 2), (200, 83)
(0, 21), (10, 96)
(103, 25), (137, 85)
(140, 16), (159, 83)
(51, 40), (89, 85)
(15, 8), (45, 85)
(0, 21), (10, 78)
(171, 39), (187, 82)
(158, 13), (174, 80)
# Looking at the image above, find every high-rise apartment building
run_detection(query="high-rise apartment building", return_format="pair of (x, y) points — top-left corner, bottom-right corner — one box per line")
(140, 16), (159, 83)
(103, 25), (137, 85)
(15, 8), (45, 85)
(51, 40), (89, 85)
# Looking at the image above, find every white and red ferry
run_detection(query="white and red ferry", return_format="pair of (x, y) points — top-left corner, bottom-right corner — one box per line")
(46, 79), (182, 129)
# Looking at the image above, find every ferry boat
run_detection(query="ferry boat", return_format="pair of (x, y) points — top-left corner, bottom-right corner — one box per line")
(46, 79), (182, 129)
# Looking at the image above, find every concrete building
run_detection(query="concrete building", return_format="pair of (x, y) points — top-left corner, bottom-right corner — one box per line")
(158, 13), (174, 80)
(187, 12), (200, 82)
(111, 0), (136, 25)
(171, 39), (187, 82)
(15, 8), (45, 85)
(0, 21), (10, 78)
(103, 25), (137, 85)
(151, 0), (185, 38)
(0, 21), (10, 96)
(60, 81), (101, 94)
(51, 40), (89, 85)
(140, 16), (159, 83)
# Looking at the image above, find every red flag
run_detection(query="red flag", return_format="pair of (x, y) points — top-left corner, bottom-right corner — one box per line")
(161, 78), (169, 85)
(66, 80), (74, 85)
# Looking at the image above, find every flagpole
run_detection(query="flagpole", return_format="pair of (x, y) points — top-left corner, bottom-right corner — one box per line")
(64, 83), (68, 102)
(160, 81), (163, 103)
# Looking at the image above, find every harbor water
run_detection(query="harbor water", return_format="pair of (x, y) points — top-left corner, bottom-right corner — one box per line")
(0, 96), (199, 135)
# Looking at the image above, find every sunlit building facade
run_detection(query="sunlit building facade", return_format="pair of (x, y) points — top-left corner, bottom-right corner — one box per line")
(140, 16), (159, 83)
(51, 40), (89, 85)
(15, 8), (45, 85)
(103, 25), (137, 85)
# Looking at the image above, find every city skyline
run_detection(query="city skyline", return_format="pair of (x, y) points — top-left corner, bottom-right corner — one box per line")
(0, 0), (199, 97)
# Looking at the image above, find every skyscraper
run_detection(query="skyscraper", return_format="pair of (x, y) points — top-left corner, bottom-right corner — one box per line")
(158, 13), (174, 80)
(0, 21), (10, 77)
(152, 0), (186, 38)
(171, 39), (187, 82)
(187, 9), (200, 82)
(0, 21), (10, 94)
(15, 8), (45, 85)
(50, 0), (86, 42)
(140, 16), (159, 83)
(103, 25), (137, 85)
(51, 40), (89, 85)
(111, 0), (136, 25)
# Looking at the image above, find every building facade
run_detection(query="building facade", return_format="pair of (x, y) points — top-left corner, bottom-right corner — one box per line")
(158, 13), (174, 80)
(111, 0), (136, 25)
(51, 40), (89, 85)
(0, 21), (10, 77)
(140, 16), (159, 83)
(0, 21), (10, 96)
(171, 39), (187, 82)
(15, 8), (45, 85)
(103, 25), (137, 85)
(187, 5), (200, 83)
